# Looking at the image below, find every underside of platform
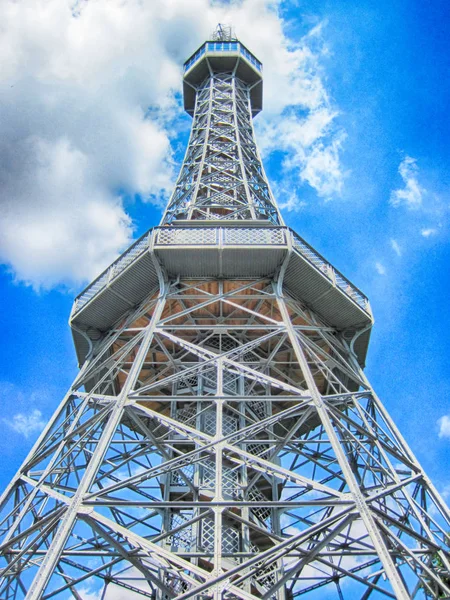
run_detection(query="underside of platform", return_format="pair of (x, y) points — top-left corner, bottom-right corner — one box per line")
(70, 226), (372, 371)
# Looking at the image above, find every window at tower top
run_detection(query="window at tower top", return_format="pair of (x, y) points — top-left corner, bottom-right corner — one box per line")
(183, 40), (262, 74)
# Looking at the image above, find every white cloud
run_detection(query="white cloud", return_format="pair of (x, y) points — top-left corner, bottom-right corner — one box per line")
(278, 196), (308, 212)
(0, 0), (343, 288)
(271, 181), (307, 213)
(421, 228), (437, 237)
(299, 133), (347, 198)
(0, 0), (182, 289)
(73, 588), (102, 600)
(438, 415), (450, 439)
(390, 156), (425, 209)
(390, 239), (402, 256)
(3, 409), (46, 439)
(255, 26), (347, 200)
(441, 485), (450, 501)
(375, 262), (386, 275)
(1, 137), (134, 287)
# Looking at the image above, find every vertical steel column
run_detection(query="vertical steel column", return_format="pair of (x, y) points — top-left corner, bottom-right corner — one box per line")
(25, 287), (168, 600)
(274, 284), (410, 600)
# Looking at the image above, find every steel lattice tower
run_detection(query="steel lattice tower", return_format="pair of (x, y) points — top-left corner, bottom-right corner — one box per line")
(1, 27), (450, 600)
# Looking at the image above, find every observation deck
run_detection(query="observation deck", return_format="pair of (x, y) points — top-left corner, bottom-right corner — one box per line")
(70, 224), (373, 369)
(183, 40), (263, 115)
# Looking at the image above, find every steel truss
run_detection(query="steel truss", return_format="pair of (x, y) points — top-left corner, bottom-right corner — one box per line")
(1, 33), (449, 600)
(162, 72), (281, 224)
(1, 277), (449, 599)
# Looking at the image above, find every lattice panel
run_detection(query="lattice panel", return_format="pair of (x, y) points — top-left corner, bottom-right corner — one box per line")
(200, 518), (240, 556)
(248, 400), (268, 419)
(225, 227), (285, 245)
(223, 414), (238, 436)
(202, 368), (218, 394)
(157, 227), (218, 245)
(110, 234), (149, 278)
(246, 442), (270, 459)
(76, 270), (109, 310)
(170, 463), (194, 485)
(252, 562), (278, 596)
(174, 366), (218, 395)
(335, 271), (367, 308)
(248, 486), (272, 528)
(168, 511), (193, 552)
(200, 516), (215, 551)
(205, 334), (238, 353)
(201, 463), (240, 496)
(203, 410), (216, 436)
(176, 404), (197, 425)
(293, 234), (328, 272)
(164, 574), (189, 597)
(176, 372), (200, 393)
(223, 369), (239, 395)
(223, 526), (240, 557)
(292, 232), (369, 309)
(201, 410), (237, 437)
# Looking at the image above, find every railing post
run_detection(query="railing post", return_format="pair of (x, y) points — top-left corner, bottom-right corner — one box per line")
(150, 228), (158, 251)
(107, 265), (115, 284)
(71, 298), (78, 317)
(328, 265), (336, 286)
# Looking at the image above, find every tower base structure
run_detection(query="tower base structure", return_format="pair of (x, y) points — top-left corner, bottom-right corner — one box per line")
(1, 236), (449, 599)
(1, 29), (449, 600)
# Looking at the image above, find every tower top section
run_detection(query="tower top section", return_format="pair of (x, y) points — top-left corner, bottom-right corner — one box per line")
(183, 33), (263, 116)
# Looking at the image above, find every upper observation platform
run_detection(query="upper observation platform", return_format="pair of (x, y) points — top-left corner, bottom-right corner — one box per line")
(183, 40), (263, 116)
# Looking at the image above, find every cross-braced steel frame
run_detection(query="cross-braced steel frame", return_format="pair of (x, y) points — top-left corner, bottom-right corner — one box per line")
(1, 33), (449, 600)
(162, 70), (281, 225)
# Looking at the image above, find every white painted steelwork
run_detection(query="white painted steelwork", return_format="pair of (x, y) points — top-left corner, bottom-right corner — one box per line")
(71, 228), (371, 325)
(0, 28), (449, 600)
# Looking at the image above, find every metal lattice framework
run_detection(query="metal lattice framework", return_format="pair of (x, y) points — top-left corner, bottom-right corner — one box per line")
(1, 32), (449, 600)
(162, 70), (281, 224)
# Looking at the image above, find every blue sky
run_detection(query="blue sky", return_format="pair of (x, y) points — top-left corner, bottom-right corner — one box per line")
(0, 0), (449, 505)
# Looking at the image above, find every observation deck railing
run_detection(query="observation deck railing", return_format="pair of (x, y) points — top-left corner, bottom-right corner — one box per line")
(290, 233), (369, 312)
(71, 226), (371, 318)
(184, 41), (262, 73)
(72, 231), (151, 313)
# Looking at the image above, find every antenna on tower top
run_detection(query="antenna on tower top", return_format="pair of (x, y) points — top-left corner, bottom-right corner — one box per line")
(212, 23), (236, 42)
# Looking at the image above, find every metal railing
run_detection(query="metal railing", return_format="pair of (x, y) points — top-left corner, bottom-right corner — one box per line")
(155, 227), (286, 247)
(290, 230), (370, 314)
(224, 227), (285, 245)
(184, 41), (262, 73)
(184, 45), (207, 72)
(73, 230), (152, 314)
(156, 227), (218, 246)
(72, 226), (370, 318)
